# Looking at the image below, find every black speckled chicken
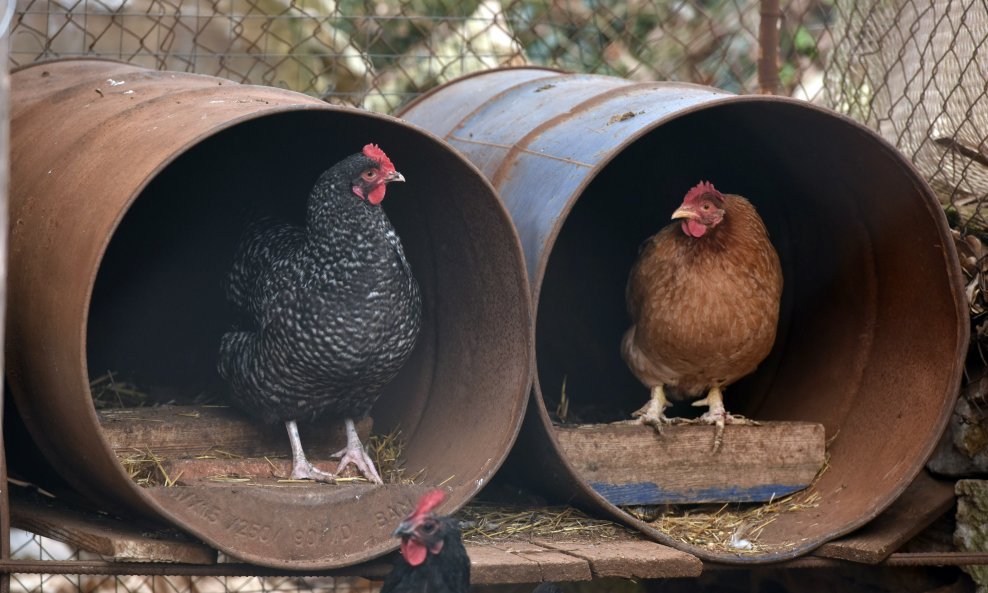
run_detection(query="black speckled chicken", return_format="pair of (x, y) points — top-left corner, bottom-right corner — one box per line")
(218, 144), (421, 484)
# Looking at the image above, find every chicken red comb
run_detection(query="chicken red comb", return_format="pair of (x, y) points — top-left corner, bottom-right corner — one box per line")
(408, 489), (447, 521)
(683, 180), (724, 206)
(363, 143), (396, 174)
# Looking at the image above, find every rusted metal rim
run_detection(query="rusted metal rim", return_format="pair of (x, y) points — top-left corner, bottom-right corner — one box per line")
(7, 59), (534, 568)
(538, 96), (968, 564)
(400, 68), (968, 564)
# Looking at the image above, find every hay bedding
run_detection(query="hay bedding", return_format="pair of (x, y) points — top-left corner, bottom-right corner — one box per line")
(629, 490), (823, 555)
(115, 428), (421, 487)
(452, 487), (821, 555)
(457, 501), (633, 543)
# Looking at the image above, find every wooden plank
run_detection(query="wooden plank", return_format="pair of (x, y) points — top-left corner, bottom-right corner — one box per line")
(467, 544), (544, 585)
(554, 421), (825, 504)
(533, 538), (702, 579)
(9, 491), (217, 564)
(98, 405), (370, 459)
(814, 471), (955, 563)
(481, 541), (592, 583)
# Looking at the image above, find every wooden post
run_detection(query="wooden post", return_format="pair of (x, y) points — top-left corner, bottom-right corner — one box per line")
(758, 0), (782, 95)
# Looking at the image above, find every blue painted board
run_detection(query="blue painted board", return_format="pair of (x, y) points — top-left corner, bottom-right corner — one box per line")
(590, 481), (806, 506)
(555, 421), (825, 506)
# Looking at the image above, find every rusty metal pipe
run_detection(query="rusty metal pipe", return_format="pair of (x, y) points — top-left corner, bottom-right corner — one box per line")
(399, 68), (968, 564)
(6, 60), (534, 569)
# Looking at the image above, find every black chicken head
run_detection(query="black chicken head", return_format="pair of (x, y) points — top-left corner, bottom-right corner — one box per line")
(393, 489), (454, 566)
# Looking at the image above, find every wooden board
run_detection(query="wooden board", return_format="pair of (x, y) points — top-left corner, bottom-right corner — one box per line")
(554, 421), (825, 504)
(532, 538), (703, 579)
(98, 405), (370, 460)
(814, 471), (955, 563)
(468, 545), (544, 585)
(467, 535), (701, 584)
(481, 541), (592, 583)
(9, 489), (217, 564)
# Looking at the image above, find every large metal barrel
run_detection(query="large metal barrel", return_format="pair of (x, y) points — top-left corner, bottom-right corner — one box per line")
(399, 68), (968, 563)
(6, 59), (533, 568)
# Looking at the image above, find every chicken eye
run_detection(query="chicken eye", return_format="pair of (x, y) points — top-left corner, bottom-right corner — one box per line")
(701, 203), (711, 211)
(362, 169), (378, 181)
(421, 521), (437, 533)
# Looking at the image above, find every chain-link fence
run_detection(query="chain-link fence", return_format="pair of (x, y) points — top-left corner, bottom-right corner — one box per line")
(6, 0), (988, 590)
(819, 0), (988, 348)
(11, 0), (983, 203)
(8, 0), (837, 111)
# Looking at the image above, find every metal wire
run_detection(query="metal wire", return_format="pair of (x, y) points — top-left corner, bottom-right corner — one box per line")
(8, 0), (831, 112)
(814, 0), (988, 351)
(822, 0), (988, 232)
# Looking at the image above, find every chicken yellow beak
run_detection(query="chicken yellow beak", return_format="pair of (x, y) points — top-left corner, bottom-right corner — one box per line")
(671, 206), (698, 220)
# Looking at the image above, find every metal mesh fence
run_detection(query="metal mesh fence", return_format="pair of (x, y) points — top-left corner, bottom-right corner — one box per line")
(6, 0), (988, 589)
(8, 0), (836, 111)
(822, 0), (988, 225)
(817, 0), (988, 344)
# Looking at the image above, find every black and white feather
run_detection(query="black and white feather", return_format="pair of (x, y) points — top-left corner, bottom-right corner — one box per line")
(217, 147), (420, 483)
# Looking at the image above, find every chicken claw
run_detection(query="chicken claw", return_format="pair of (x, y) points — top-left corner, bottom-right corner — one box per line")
(332, 418), (384, 484)
(633, 385), (673, 433)
(286, 420), (338, 483)
(691, 387), (756, 452)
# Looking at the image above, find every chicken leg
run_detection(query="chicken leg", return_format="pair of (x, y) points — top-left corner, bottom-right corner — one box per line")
(633, 385), (673, 431)
(286, 420), (337, 483)
(332, 418), (384, 484)
(691, 386), (755, 452)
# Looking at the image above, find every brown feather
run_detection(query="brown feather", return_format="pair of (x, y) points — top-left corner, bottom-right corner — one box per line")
(622, 193), (782, 401)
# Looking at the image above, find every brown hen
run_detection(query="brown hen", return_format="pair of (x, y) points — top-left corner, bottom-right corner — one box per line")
(622, 181), (782, 448)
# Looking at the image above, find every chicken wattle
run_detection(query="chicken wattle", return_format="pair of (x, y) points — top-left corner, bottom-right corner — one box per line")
(622, 181), (782, 450)
(218, 143), (421, 484)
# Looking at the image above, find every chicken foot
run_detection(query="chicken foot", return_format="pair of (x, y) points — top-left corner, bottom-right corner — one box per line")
(286, 420), (338, 483)
(331, 418), (384, 484)
(633, 385), (674, 432)
(691, 386), (755, 452)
